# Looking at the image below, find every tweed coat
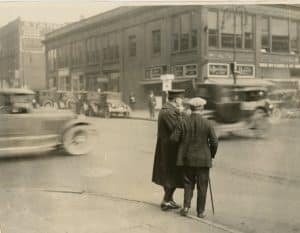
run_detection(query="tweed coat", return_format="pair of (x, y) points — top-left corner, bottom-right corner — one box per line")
(170, 113), (218, 168)
(152, 102), (184, 188)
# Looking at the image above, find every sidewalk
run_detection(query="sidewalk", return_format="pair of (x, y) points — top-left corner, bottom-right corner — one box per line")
(0, 187), (235, 233)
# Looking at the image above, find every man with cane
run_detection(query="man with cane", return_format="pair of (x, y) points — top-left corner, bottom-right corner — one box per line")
(170, 97), (218, 218)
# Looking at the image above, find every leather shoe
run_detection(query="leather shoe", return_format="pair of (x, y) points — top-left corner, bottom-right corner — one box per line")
(180, 207), (189, 216)
(197, 212), (206, 218)
(169, 200), (181, 209)
(160, 201), (173, 211)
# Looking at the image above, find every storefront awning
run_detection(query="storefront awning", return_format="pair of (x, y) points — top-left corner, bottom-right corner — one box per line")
(201, 78), (275, 87)
(140, 78), (192, 85)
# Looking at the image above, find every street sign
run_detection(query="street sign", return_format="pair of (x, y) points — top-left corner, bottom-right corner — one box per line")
(162, 79), (172, 91)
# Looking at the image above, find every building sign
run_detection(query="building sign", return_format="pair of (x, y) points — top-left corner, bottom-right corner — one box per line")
(145, 66), (163, 79)
(259, 63), (300, 68)
(236, 64), (255, 78)
(208, 63), (229, 77)
(58, 68), (69, 77)
(171, 64), (198, 78)
(172, 65), (184, 77)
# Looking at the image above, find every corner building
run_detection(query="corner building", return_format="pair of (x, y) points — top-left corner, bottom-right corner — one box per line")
(44, 5), (300, 107)
(0, 18), (61, 89)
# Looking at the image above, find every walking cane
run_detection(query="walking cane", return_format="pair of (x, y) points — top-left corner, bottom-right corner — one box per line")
(208, 177), (215, 215)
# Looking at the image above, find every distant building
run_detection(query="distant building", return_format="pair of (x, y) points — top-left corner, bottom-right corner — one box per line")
(43, 6), (300, 107)
(0, 18), (62, 89)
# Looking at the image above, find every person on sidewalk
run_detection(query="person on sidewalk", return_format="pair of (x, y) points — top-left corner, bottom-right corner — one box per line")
(129, 92), (136, 111)
(152, 89), (185, 211)
(148, 90), (157, 119)
(170, 97), (218, 218)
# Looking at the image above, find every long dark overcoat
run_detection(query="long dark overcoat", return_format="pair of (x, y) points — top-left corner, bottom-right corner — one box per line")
(152, 102), (184, 188)
(170, 113), (218, 168)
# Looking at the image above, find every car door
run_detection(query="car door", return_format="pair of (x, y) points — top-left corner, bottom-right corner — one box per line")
(0, 93), (43, 154)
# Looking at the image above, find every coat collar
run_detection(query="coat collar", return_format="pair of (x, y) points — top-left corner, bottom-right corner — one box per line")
(162, 102), (176, 110)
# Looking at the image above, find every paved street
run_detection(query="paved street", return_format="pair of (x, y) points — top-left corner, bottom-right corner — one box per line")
(0, 117), (300, 233)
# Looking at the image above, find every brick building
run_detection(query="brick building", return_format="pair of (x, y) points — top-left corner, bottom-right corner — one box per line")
(0, 18), (62, 90)
(43, 5), (300, 107)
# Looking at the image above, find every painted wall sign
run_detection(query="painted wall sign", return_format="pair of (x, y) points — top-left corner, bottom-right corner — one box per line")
(236, 64), (255, 78)
(207, 63), (229, 77)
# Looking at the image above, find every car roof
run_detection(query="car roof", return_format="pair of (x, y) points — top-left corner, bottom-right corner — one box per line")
(0, 88), (35, 95)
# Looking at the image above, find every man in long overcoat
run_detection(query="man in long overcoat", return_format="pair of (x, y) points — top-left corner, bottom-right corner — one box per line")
(170, 97), (218, 218)
(152, 89), (185, 211)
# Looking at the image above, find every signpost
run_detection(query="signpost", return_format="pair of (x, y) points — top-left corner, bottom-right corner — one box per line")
(160, 74), (174, 102)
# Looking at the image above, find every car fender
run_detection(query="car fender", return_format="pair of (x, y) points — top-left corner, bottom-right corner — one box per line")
(61, 119), (94, 140)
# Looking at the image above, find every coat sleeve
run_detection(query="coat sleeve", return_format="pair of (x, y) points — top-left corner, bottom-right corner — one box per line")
(170, 120), (183, 142)
(163, 110), (180, 131)
(207, 123), (218, 159)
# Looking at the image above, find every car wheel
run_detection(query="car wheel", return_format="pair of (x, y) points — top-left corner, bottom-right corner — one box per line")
(270, 107), (282, 123)
(250, 109), (270, 138)
(63, 125), (96, 155)
(43, 101), (53, 108)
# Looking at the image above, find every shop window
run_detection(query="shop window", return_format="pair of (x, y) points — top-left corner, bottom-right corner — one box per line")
(290, 21), (298, 53)
(152, 30), (161, 55)
(129, 35), (136, 57)
(271, 18), (289, 52)
(208, 11), (218, 47)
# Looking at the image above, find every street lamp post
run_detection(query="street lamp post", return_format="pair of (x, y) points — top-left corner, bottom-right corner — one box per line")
(221, 6), (247, 85)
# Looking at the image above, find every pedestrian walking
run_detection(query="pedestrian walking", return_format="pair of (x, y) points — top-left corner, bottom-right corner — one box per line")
(152, 89), (185, 211)
(129, 92), (136, 110)
(170, 97), (218, 218)
(148, 90), (156, 119)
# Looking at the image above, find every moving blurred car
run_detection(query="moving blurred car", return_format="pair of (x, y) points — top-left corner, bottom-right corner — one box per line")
(87, 92), (131, 118)
(195, 83), (272, 137)
(268, 89), (300, 120)
(0, 88), (96, 157)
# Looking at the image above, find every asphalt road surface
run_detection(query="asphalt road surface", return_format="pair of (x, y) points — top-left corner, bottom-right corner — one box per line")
(0, 117), (299, 233)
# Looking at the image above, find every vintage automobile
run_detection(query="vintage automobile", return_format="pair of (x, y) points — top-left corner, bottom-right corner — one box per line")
(195, 83), (272, 137)
(268, 89), (300, 120)
(87, 91), (131, 118)
(0, 88), (97, 157)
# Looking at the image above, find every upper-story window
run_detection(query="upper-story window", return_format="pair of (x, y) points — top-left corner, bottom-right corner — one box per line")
(208, 11), (218, 47)
(103, 33), (119, 62)
(172, 11), (198, 52)
(271, 18), (289, 53)
(290, 21), (298, 53)
(209, 10), (254, 50)
(71, 41), (84, 66)
(244, 14), (254, 49)
(129, 35), (137, 57)
(261, 17), (270, 49)
(152, 30), (161, 55)
(86, 37), (98, 64)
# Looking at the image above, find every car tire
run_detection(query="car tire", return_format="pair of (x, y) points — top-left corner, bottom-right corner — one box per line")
(43, 101), (53, 108)
(63, 125), (96, 156)
(270, 107), (282, 123)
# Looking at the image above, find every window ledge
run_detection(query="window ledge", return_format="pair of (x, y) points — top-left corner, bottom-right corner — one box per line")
(208, 48), (255, 53)
(171, 49), (198, 55)
(261, 52), (298, 56)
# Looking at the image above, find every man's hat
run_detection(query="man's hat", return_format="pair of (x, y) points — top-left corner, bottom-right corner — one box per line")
(168, 89), (185, 99)
(187, 97), (207, 110)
